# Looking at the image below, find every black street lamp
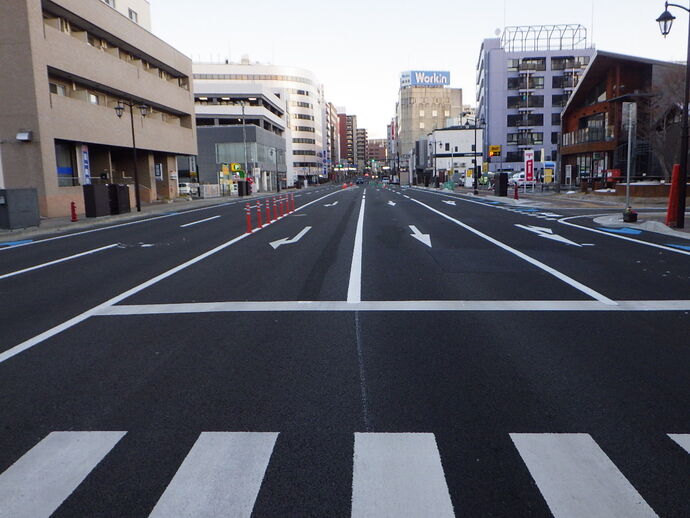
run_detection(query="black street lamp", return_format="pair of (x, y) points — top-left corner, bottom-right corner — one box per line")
(657, 1), (689, 228)
(464, 116), (485, 195)
(115, 100), (149, 212)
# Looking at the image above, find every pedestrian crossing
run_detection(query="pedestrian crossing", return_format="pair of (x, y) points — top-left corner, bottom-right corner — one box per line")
(0, 431), (687, 517)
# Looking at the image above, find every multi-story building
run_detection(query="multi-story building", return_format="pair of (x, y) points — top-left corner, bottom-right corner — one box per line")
(193, 85), (287, 191)
(0, 0), (196, 218)
(560, 50), (684, 185)
(324, 102), (340, 180)
(99, 0), (151, 30)
(477, 25), (595, 173)
(193, 59), (326, 185)
(356, 128), (368, 171)
(338, 113), (357, 166)
(396, 71), (463, 170)
(427, 126), (484, 185)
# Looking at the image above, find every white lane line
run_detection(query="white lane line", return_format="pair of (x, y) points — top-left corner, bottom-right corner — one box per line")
(0, 431), (126, 518)
(150, 432), (277, 518)
(352, 433), (454, 518)
(559, 216), (690, 257)
(347, 194), (366, 303)
(0, 244), (119, 281)
(93, 299), (690, 315)
(410, 198), (617, 305)
(668, 434), (690, 454)
(0, 189), (346, 366)
(179, 215), (221, 228)
(511, 433), (658, 518)
(0, 194), (280, 252)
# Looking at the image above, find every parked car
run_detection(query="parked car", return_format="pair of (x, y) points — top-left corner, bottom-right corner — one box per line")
(178, 182), (192, 195)
(355, 178), (365, 184)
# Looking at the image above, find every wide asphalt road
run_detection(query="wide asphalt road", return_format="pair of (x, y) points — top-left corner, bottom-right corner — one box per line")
(1, 183), (689, 517)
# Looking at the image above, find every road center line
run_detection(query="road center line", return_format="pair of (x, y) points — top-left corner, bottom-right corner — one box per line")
(0, 189), (347, 365)
(347, 194), (366, 303)
(179, 215), (221, 228)
(410, 198), (617, 305)
(0, 244), (119, 281)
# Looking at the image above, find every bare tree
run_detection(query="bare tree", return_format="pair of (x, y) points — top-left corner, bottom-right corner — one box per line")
(641, 65), (686, 180)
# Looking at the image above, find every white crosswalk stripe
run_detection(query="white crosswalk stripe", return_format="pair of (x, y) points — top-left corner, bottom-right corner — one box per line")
(1, 430), (686, 516)
(149, 432), (278, 518)
(351, 433), (455, 517)
(511, 433), (658, 518)
(668, 434), (690, 454)
(0, 431), (126, 518)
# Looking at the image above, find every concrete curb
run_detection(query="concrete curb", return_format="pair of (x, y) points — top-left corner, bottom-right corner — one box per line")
(592, 214), (690, 240)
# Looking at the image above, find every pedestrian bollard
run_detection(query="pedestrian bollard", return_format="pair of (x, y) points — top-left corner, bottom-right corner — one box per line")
(257, 199), (263, 227)
(245, 203), (252, 233)
(273, 197), (278, 221)
(70, 201), (78, 222)
(290, 193), (295, 212)
(514, 184), (519, 200)
(281, 195), (286, 217)
(266, 198), (272, 223)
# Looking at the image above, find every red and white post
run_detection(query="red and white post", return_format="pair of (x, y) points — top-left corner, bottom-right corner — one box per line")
(273, 197), (278, 221)
(266, 197), (272, 223)
(245, 203), (252, 233)
(257, 199), (263, 228)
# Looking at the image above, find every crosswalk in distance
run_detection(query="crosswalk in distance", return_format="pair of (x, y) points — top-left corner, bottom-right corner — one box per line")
(0, 431), (687, 517)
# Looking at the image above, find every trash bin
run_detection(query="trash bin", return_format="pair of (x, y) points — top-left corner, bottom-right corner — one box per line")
(0, 188), (40, 229)
(237, 181), (248, 197)
(108, 184), (131, 215)
(494, 173), (509, 196)
(83, 184), (110, 217)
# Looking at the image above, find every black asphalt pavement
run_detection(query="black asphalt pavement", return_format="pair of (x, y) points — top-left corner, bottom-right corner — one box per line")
(1, 183), (689, 517)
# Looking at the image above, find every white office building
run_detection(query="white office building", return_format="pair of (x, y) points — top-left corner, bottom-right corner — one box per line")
(193, 59), (326, 185)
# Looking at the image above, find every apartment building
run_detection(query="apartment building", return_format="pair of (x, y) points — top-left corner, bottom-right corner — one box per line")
(356, 128), (368, 171)
(477, 25), (595, 173)
(0, 0), (196, 218)
(338, 113), (357, 166)
(99, 0), (151, 31)
(324, 102), (340, 179)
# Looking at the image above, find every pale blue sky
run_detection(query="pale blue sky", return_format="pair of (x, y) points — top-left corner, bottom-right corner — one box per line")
(150, 0), (688, 138)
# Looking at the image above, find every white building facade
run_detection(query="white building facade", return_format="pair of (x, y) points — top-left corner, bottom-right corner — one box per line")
(428, 126), (484, 183)
(193, 60), (326, 185)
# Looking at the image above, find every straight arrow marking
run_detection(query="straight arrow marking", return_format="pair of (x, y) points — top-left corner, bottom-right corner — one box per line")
(442, 200), (456, 206)
(388, 201), (397, 206)
(270, 227), (312, 249)
(324, 201), (339, 207)
(409, 225), (432, 248)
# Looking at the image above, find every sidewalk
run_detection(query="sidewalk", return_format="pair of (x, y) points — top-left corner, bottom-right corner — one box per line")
(0, 189), (297, 243)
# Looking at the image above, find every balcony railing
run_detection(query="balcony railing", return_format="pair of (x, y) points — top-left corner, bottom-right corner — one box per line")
(561, 126), (615, 146)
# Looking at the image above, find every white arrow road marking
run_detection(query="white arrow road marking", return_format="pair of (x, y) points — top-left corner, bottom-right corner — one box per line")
(324, 201), (339, 207)
(409, 225), (432, 248)
(515, 224), (585, 247)
(269, 227), (312, 249)
(388, 201), (397, 207)
(442, 200), (456, 206)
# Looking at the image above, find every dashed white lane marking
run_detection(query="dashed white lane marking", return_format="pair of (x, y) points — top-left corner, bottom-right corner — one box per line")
(0, 244), (119, 281)
(0, 431), (126, 518)
(410, 198), (617, 305)
(95, 299), (690, 315)
(0, 191), (345, 366)
(352, 433), (454, 518)
(511, 433), (658, 518)
(150, 432), (278, 518)
(179, 215), (221, 228)
(347, 194), (366, 303)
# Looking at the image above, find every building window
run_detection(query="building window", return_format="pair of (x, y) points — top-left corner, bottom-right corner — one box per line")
(551, 132), (560, 145)
(445, 110), (450, 117)
(552, 113), (561, 125)
(507, 59), (519, 71)
(55, 141), (79, 187)
(432, 110), (438, 117)
(49, 82), (67, 96)
(128, 9), (138, 23)
(419, 122), (425, 129)
(552, 94), (569, 107)
(419, 110), (425, 117)
(101, 0), (115, 6)
(88, 93), (100, 105)
(445, 143), (450, 151)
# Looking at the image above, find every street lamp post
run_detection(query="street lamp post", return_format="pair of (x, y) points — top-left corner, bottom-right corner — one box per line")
(114, 100), (149, 212)
(464, 116), (485, 195)
(657, 1), (690, 228)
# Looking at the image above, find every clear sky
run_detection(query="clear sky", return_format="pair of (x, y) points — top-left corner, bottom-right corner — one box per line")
(149, 0), (688, 138)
